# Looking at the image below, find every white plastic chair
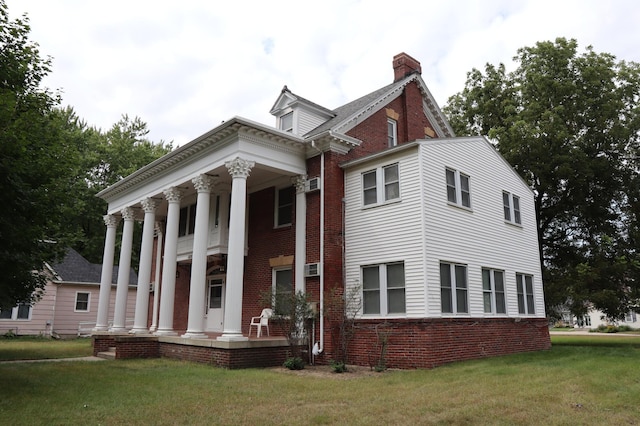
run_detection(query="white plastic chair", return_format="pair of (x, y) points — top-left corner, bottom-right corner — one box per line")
(248, 308), (272, 337)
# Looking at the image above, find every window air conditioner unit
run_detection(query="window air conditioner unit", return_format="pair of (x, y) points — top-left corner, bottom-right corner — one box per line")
(304, 263), (320, 277)
(305, 177), (321, 192)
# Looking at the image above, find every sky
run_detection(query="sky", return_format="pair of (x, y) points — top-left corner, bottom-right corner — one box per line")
(6, 0), (640, 147)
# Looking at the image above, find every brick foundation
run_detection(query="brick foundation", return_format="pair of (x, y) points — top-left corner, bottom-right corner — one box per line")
(346, 317), (551, 369)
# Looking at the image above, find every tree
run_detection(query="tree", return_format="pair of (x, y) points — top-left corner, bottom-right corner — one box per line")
(0, 0), (73, 308)
(444, 38), (640, 320)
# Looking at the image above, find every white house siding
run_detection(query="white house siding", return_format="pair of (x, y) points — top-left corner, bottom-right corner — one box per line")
(0, 283), (57, 336)
(297, 108), (328, 136)
(420, 137), (545, 319)
(344, 146), (427, 318)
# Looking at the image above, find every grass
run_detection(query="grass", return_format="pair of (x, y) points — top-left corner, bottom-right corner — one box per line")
(1, 335), (639, 425)
(0, 336), (92, 361)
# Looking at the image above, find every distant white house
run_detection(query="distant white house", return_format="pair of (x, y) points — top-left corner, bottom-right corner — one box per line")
(566, 308), (639, 329)
(0, 248), (137, 337)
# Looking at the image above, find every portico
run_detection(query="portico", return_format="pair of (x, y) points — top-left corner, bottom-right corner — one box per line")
(94, 119), (308, 341)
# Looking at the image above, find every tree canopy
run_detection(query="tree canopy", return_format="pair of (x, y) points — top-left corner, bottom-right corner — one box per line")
(444, 38), (640, 320)
(0, 1), (172, 309)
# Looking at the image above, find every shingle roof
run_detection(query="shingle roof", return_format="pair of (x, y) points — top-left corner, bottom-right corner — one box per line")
(304, 82), (397, 138)
(51, 248), (137, 286)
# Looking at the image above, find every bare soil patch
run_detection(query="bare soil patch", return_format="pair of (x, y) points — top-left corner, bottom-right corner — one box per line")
(269, 364), (384, 379)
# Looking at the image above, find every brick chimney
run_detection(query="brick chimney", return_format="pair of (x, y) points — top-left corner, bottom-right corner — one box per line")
(393, 52), (422, 82)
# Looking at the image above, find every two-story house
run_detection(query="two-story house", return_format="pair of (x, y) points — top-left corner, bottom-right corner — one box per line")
(92, 53), (550, 368)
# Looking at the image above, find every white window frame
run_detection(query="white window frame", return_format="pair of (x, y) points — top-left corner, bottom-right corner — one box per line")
(362, 262), (406, 316)
(361, 163), (400, 207)
(279, 111), (294, 133)
(503, 191), (521, 225)
(482, 268), (506, 314)
(516, 273), (535, 315)
(440, 262), (468, 314)
(275, 186), (294, 227)
(0, 303), (31, 320)
(446, 168), (471, 209)
(272, 267), (293, 315)
(74, 291), (91, 312)
(387, 118), (398, 147)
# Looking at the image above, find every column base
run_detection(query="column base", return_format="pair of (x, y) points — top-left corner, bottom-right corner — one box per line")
(129, 328), (150, 335)
(181, 331), (208, 339)
(93, 325), (109, 332)
(109, 326), (127, 333)
(217, 333), (249, 342)
(154, 329), (178, 336)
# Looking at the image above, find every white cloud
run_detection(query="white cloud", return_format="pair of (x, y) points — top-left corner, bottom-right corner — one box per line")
(6, 0), (640, 146)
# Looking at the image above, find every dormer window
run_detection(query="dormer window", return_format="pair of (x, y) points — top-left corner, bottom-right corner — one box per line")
(280, 112), (293, 132)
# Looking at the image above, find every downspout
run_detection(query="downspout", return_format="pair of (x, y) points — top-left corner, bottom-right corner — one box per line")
(311, 141), (325, 355)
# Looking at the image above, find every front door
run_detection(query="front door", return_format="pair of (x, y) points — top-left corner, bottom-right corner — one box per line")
(206, 277), (225, 332)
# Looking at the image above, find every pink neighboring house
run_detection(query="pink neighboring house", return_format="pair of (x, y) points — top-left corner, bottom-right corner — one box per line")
(0, 248), (137, 337)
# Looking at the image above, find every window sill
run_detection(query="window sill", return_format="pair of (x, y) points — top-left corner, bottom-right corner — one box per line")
(446, 202), (473, 212)
(362, 198), (402, 210)
(504, 220), (523, 228)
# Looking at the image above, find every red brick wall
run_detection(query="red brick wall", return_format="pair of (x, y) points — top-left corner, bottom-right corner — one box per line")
(346, 317), (551, 369)
(244, 186), (296, 334)
(114, 336), (160, 359)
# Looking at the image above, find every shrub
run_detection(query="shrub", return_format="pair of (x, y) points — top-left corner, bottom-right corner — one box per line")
(283, 357), (305, 370)
(329, 360), (347, 373)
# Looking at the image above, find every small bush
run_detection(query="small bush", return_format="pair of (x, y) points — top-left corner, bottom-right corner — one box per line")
(3, 330), (17, 339)
(591, 324), (635, 334)
(329, 360), (347, 373)
(283, 357), (305, 370)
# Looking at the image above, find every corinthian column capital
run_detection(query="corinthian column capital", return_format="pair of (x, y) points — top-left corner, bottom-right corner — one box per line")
(163, 187), (183, 204)
(225, 157), (255, 179)
(141, 197), (158, 213)
(121, 207), (136, 221)
(292, 175), (307, 193)
(103, 214), (119, 228)
(192, 174), (217, 192)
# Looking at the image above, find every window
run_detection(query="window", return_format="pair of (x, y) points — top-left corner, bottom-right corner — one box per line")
(178, 203), (197, 237)
(387, 118), (398, 147)
(503, 191), (521, 225)
(440, 262), (468, 314)
(75, 292), (90, 312)
(516, 273), (535, 315)
(0, 303), (31, 320)
(275, 186), (294, 227)
(280, 112), (293, 132)
(446, 168), (471, 208)
(273, 268), (293, 315)
(362, 262), (405, 315)
(482, 268), (506, 314)
(625, 311), (637, 323)
(362, 163), (400, 206)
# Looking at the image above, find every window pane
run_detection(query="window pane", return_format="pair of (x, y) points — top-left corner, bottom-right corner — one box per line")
(363, 171), (377, 205)
(280, 112), (293, 131)
(387, 288), (405, 313)
(188, 204), (197, 235)
(516, 275), (525, 314)
(384, 165), (399, 201)
(386, 263), (405, 288)
(0, 309), (11, 319)
(275, 269), (293, 315)
(385, 182), (399, 200)
(446, 169), (456, 203)
(387, 120), (397, 147)
(75, 293), (89, 311)
(482, 268), (491, 291)
(456, 288), (468, 313)
(17, 303), (30, 319)
(362, 266), (380, 290)
(363, 291), (380, 314)
(440, 263), (452, 313)
(178, 206), (188, 237)
(525, 275), (535, 314)
(209, 285), (222, 309)
(384, 164), (398, 182)
(455, 265), (467, 289)
(460, 175), (470, 207)
(277, 187), (293, 226)
(495, 271), (506, 313)
(483, 293), (492, 313)
(513, 196), (521, 224)
(503, 192), (511, 221)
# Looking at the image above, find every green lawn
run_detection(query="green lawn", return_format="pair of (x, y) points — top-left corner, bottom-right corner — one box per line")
(0, 335), (639, 425)
(0, 336), (92, 361)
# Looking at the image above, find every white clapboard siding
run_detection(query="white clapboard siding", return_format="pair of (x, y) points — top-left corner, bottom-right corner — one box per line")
(344, 146), (427, 317)
(297, 108), (328, 136)
(420, 137), (545, 318)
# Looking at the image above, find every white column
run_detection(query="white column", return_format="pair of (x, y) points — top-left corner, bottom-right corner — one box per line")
(293, 175), (307, 294)
(94, 214), (119, 331)
(155, 187), (182, 335)
(219, 157), (254, 341)
(130, 198), (157, 334)
(149, 221), (163, 333)
(110, 207), (135, 332)
(183, 175), (216, 338)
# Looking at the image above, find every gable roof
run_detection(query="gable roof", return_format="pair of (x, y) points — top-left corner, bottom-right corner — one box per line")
(49, 248), (137, 286)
